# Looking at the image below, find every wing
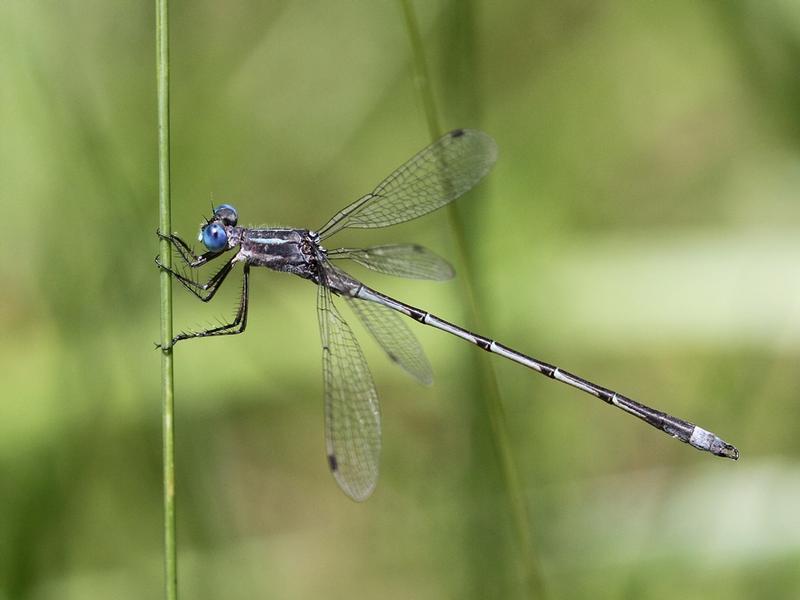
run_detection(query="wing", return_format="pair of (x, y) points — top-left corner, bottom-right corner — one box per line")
(345, 294), (434, 385)
(317, 276), (381, 502)
(317, 129), (497, 240)
(327, 244), (455, 281)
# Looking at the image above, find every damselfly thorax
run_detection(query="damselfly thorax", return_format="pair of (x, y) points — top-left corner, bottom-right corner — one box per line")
(236, 227), (323, 281)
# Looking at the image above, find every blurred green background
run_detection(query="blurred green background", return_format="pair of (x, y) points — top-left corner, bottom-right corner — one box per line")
(2, 1), (799, 598)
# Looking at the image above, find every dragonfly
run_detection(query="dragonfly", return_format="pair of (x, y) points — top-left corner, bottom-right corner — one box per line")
(156, 129), (739, 501)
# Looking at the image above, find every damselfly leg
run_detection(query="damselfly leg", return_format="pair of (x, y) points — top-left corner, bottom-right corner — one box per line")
(155, 253), (238, 302)
(160, 263), (250, 348)
(157, 230), (221, 267)
(156, 228), (249, 347)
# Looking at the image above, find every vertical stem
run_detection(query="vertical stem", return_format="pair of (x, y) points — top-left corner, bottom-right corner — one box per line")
(156, 0), (177, 598)
(398, 1), (544, 597)
(399, 0), (441, 140)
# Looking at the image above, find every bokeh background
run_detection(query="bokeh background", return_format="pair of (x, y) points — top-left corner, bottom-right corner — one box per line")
(2, 1), (799, 598)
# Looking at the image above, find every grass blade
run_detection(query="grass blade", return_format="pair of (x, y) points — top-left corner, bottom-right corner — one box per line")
(156, 0), (177, 597)
(398, 1), (544, 596)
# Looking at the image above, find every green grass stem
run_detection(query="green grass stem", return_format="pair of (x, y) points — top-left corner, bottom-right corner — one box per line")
(398, 1), (544, 596)
(156, 0), (177, 597)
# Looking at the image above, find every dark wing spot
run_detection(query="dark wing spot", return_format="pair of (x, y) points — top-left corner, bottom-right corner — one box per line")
(450, 129), (465, 138)
(327, 454), (338, 472)
(387, 352), (398, 363)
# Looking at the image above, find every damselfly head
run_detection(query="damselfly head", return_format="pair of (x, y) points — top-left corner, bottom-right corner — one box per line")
(196, 204), (238, 251)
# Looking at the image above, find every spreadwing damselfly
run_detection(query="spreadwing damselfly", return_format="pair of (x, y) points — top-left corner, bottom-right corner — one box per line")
(156, 129), (739, 501)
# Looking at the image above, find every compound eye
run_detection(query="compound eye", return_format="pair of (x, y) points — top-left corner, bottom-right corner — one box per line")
(201, 223), (228, 252)
(213, 203), (238, 226)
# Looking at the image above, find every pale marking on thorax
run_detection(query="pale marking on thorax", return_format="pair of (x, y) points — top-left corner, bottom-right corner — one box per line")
(250, 237), (291, 245)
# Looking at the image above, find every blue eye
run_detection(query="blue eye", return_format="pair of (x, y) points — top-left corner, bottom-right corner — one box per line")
(213, 203), (238, 226)
(202, 223), (228, 252)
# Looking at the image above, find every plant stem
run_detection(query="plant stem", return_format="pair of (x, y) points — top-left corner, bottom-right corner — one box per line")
(156, 0), (177, 597)
(398, 1), (544, 596)
(399, 0), (442, 139)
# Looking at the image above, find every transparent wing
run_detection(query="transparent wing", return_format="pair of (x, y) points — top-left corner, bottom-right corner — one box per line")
(317, 276), (381, 502)
(345, 294), (434, 386)
(317, 129), (497, 240)
(327, 244), (455, 281)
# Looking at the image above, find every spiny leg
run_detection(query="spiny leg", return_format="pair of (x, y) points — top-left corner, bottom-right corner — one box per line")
(166, 263), (251, 348)
(156, 230), (221, 267)
(156, 254), (238, 302)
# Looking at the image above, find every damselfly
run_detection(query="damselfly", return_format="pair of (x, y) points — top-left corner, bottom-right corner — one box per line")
(156, 129), (739, 501)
